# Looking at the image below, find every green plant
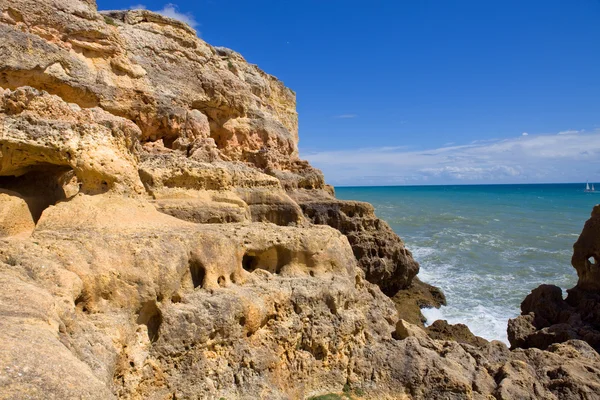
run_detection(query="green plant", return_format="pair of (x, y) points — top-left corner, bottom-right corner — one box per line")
(307, 395), (343, 400)
(104, 15), (117, 26)
(227, 60), (234, 69)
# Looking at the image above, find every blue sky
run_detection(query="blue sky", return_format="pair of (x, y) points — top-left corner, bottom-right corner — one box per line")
(98, 0), (600, 185)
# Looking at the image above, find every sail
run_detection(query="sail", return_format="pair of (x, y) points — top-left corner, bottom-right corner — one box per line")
(587, 182), (590, 190)
(593, 184), (595, 191)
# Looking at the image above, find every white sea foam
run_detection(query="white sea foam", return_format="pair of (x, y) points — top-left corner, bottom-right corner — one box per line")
(422, 304), (514, 344)
(410, 246), (437, 260)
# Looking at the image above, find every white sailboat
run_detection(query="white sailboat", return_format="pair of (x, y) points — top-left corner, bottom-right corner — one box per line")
(585, 181), (599, 193)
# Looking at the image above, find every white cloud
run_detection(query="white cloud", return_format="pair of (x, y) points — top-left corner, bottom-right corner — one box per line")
(558, 129), (580, 135)
(522, 132), (528, 136)
(125, 3), (198, 29)
(333, 114), (357, 119)
(156, 4), (198, 28)
(303, 130), (600, 186)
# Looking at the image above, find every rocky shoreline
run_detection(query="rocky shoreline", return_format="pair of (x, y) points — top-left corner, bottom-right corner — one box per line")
(0, 1), (599, 398)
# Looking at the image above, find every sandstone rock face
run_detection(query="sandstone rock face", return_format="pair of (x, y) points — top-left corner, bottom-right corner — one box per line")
(2, 1), (600, 399)
(0, 189), (35, 237)
(508, 206), (600, 353)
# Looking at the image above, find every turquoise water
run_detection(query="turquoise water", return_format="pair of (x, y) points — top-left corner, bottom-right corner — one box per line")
(335, 184), (599, 343)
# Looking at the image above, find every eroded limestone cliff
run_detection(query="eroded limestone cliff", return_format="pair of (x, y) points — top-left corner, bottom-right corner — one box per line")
(1, 1), (600, 399)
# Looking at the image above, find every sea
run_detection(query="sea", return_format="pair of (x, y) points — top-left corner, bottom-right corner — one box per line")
(335, 183), (599, 344)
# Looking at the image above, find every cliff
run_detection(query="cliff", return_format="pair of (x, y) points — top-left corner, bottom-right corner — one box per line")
(1, 1), (599, 399)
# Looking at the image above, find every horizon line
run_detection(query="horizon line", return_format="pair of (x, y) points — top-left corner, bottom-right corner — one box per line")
(333, 181), (594, 188)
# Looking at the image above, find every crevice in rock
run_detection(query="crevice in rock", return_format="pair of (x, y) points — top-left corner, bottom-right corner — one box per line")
(189, 259), (206, 289)
(325, 296), (338, 315)
(74, 291), (90, 313)
(136, 300), (163, 343)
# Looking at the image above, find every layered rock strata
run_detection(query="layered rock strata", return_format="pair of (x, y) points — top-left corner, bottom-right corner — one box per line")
(1, 1), (600, 399)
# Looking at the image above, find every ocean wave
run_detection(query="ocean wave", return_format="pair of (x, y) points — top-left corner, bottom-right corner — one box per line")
(360, 186), (588, 344)
(409, 245), (437, 260)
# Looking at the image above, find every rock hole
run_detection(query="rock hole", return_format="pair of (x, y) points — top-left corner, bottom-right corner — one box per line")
(588, 256), (597, 266)
(189, 259), (206, 289)
(309, 270), (315, 277)
(171, 293), (182, 303)
(325, 296), (338, 315)
(163, 136), (177, 149)
(301, 343), (327, 361)
(242, 247), (291, 274)
(136, 301), (163, 343)
(74, 292), (90, 313)
(141, 137), (178, 152)
(293, 303), (302, 315)
(217, 275), (226, 287)
(242, 254), (258, 272)
(0, 166), (78, 222)
(239, 316), (246, 326)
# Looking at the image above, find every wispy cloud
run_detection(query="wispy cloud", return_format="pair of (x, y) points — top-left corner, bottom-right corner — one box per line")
(333, 114), (357, 119)
(558, 129), (581, 135)
(304, 129), (600, 186)
(126, 3), (198, 28)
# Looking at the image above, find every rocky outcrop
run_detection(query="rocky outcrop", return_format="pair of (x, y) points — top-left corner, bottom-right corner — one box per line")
(291, 189), (419, 295)
(2, 1), (600, 399)
(508, 205), (600, 353)
(392, 276), (447, 325)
